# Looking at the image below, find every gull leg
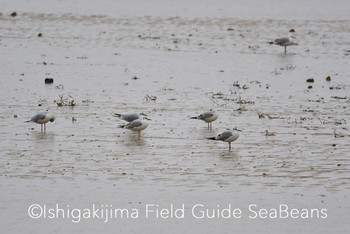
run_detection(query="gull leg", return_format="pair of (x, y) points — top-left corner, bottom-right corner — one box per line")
(229, 142), (231, 152)
(207, 123), (210, 129)
(138, 131), (141, 139)
(284, 46), (287, 55)
(41, 124), (43, 133)
(44, 123), (46, 133)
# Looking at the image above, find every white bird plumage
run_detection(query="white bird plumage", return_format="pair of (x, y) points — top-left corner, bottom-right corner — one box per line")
(118, 117), (149, 138)
(113, 112), (147, 123)
(190, 109), (218, 129)
(272, 37), (298, 55)
(208, 128), (240, 151)
(25, 111), (55, 133)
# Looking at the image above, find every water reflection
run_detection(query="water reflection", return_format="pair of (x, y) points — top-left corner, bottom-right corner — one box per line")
(31, 131), (55, 141)
(219, 150), (240, 165)
(30, 132), (56, 150)
(123, 133), (148, 147)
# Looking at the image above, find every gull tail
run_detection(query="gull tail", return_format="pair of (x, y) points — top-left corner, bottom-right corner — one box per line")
(267, 41), (274, 45)
(24, 120), (32, 123)
(207, 137), (216, 140)
(189, 117), (198, 119)
(113, 113), (122, 118)
(118, 124), (126, 128)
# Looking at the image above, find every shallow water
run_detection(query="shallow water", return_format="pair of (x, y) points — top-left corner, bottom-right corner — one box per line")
(1, 2), (350, 233)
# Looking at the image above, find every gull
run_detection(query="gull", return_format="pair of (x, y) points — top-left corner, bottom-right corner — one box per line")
(270, 37), (298, 55)
(113, 112), (147, 122)
(190, 109), (218, 129)
(264, 130), (276, 137)
(208, 128), (241, 151)
(25, 111), (55, 133)
(118, 117), (149, 138)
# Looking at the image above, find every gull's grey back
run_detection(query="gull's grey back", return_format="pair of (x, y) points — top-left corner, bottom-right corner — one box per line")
(200, 111), (214, 120)
(217, 130), (233, 141)
(274, 37), (289, 46)
(114, 113), (140, 122)
(122, 113), (140, 122)
(31, 112), (47, 123)
(127, 119), (143, 129)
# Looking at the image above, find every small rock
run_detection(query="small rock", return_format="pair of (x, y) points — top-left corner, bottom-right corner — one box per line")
(289, 29), (296, 32)
(308, 85), (313, 89)
(11, 12), (17, 17)
(14, 114), (18, 118)
(45, 78), (54, 84)
(37, 33), (42, 37)
(306, 78), (314, 83)
(326, 76), (331, 81)
(332, 144), (336, 147)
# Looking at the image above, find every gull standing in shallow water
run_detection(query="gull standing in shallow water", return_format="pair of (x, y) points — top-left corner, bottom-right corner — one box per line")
(208, 128), (241, 151)
(271, 37), (298, 55)
(190, 109), (218, 129)
(25, 112), (55, 133)
(113, 112), (147, 123)
(119, 117), (149, 138)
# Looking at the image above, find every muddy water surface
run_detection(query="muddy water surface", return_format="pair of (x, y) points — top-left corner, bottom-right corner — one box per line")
(0, 11), (350, 233)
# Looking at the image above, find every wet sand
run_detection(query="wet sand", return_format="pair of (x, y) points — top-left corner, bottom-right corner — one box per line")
(0, 2), (350, 233)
